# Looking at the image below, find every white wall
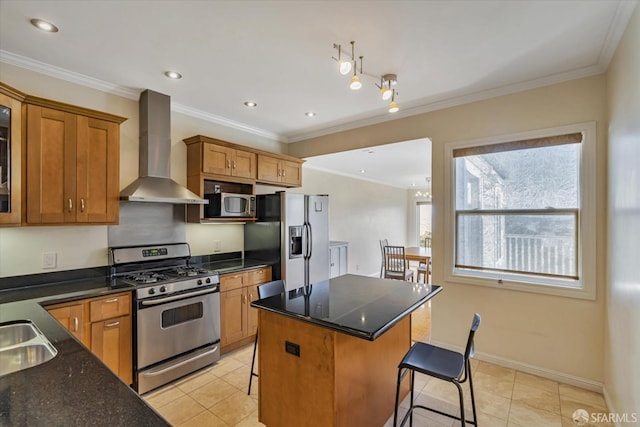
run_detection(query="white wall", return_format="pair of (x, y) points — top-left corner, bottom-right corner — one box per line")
(604, 4), (640, 416)
(258, 166), (409, 277)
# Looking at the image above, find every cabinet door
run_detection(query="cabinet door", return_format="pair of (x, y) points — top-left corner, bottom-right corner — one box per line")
(220, 288), (245, 347)
(0, 91), (22, 225)
(89, 292), (130, 322)
(246, 267), (271, 285)
(76, 116), (119, 223)
(48, 303), (87, 347)
(26, 105), (77, 224)
(257, 154), (281, 184)
(246, 284), (261, 336)
(91, 314), (132, 384)
(203, 144), (232, 176)
(281, 160), (302, 187)
(220, 271), (246, 292)
(231, 149), (256, 179)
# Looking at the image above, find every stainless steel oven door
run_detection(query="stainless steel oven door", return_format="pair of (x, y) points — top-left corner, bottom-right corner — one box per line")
(137, 288), (220, 369)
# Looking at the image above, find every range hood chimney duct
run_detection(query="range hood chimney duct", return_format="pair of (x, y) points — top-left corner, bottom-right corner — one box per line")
(119, 89), (207, 204)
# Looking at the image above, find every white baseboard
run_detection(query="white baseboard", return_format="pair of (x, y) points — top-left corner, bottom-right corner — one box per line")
(430, 339), (603, 393)
(601, 385), (623, 427)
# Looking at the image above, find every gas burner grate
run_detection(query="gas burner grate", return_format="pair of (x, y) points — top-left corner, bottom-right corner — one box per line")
(125, 272), (170, 284)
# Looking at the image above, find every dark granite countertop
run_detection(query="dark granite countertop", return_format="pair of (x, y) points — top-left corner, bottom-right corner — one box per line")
(0, 258), (271, 426)
(0, 280), (169, 426)
(251, 274), (442, 341)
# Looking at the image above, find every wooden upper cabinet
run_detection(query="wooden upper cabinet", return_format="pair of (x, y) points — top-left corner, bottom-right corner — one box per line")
(184, 135), (303, 190)
(257, 154), (302, 187)
(24, 97), (125, 225)
(76, 116), (119, 223)
(202, 143), (256, 179)
(0, 83), (25, 226)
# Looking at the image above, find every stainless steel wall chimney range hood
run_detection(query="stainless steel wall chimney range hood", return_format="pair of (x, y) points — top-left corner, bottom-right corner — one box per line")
(119, 89), (207, 204)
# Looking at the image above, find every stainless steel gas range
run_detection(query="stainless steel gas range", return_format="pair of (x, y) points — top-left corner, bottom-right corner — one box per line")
(109, 243), (221, 394)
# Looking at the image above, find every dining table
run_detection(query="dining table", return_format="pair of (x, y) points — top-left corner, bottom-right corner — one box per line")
(404, 246), (431, 263)
(405, 246), (431, 283)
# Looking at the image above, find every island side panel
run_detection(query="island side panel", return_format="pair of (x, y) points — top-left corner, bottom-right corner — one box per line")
(334, 316), (411, 427)
(258, 310), (337, 426)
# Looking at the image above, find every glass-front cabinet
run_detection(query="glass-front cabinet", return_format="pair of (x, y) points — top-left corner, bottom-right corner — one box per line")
(0, 83), (25, 225)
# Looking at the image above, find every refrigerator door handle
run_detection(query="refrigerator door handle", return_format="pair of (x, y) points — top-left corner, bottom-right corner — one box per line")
(306, 222), (313, 259)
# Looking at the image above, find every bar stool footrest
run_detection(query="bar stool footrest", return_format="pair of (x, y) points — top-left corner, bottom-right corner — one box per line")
(398, 403), (477, 427)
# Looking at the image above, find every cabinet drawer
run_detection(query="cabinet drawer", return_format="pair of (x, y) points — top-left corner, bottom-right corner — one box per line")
(247, 267), (271, 285)
(220, 272), (246, 292)
(90, 292), (131, 322)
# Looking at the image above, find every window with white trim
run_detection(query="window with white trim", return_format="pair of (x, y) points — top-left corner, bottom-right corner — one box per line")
(445, 123), (596, 299)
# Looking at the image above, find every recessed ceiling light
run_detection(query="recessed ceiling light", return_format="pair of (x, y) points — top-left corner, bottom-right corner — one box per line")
(30, 18), (59, 33)
(244, 101), (257, 108)
(164, 70), (182, 80)
(411, 183), (416, 187)
(305, 111), (316, 117)
(359, 169), (366, 174)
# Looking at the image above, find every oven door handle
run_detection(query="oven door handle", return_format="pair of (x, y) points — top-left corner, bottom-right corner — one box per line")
(139, 288), (217, 306)
(141, 346), (219, 377)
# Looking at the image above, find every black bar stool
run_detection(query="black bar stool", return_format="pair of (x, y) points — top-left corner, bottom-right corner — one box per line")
(393, 313), (481, 426)
(247, 279), (285, 395)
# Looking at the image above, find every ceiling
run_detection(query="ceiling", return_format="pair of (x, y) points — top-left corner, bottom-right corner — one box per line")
(0, 0), (634, 189)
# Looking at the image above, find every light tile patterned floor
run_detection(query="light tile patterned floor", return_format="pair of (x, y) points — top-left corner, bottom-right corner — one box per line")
(144, 315), (610, 427)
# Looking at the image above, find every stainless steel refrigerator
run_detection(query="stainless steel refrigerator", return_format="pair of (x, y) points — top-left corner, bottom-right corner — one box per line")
(244, 192), (329, 291)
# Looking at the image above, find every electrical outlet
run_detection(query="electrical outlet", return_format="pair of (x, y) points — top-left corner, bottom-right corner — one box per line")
(213, 240), (222, 252)
(42, 252), (57, 269)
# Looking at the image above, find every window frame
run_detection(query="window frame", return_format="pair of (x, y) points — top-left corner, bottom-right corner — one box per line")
(443, 122), (596, 300)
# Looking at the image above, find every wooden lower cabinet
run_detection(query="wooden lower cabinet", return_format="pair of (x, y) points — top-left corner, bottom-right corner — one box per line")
(219, 266), (271, 353)
(46, 291), (132, 384)
(91, 314), (132, 384)
(47, 302), (88, 347)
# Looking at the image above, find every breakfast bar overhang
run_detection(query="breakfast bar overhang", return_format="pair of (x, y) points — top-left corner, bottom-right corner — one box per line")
(251, 274), (442, 426)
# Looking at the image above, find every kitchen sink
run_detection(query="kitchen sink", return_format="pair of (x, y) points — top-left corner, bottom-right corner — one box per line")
(0, 321), (58, 377)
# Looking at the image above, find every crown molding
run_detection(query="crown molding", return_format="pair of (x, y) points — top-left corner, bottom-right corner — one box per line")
(0, 50), (139, 100)
(171, 102), (285, 142)
(303, 163), (410, 190)
(0, 49), (286, 142)
(286, 63), (605, 143)
(597, 0), (638, 68)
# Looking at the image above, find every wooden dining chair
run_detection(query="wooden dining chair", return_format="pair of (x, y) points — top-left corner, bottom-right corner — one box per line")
(417, 257), (431, 284)
(379, 239), (389, 278)
(383, 246), (414, 282)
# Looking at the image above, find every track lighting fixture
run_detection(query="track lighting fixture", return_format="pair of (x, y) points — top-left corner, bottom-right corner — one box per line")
(388, 89), (399, 113)
(350, 56), (363, 90)
(376, 74), (396, 101)
(332, 43), (353, 75)
(331, 41), (400, 113)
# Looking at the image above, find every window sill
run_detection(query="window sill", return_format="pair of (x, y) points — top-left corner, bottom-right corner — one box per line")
(446, 269), (596, 300)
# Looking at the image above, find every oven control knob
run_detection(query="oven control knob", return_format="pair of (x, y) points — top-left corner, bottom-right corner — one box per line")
(197, 279), (203, 285)
(205, 277), (211, 284)
(148, 288), (155, 295)
(159, 286), (166, 293)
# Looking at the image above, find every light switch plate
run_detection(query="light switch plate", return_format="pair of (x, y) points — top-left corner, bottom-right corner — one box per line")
(213, 240), (222, 252)
(42, 252), (57, 269)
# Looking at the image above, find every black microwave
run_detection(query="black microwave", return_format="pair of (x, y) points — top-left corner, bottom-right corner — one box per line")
(205, 193), (256, 218)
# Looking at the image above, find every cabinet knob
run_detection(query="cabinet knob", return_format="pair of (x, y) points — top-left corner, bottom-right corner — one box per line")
(233, 160), (237, 169)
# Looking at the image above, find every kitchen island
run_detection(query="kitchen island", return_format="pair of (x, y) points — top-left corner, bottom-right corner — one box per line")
(251, 274), (442, 427)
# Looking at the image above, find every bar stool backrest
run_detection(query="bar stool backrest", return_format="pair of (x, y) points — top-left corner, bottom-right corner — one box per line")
(258, 279), (285, 299)
(464, 313), (482, 361)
